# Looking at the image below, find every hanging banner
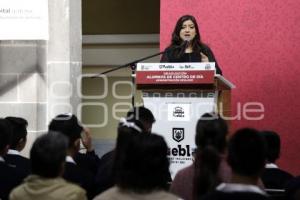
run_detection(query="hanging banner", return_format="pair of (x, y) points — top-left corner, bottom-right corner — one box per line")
(0, 0), (48, 40)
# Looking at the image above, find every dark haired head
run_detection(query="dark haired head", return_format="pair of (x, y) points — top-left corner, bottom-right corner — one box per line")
(0, 118), (13, 154)
(195, 113), (228, 152)
(227, 128), (266, 177)
(168, 14), (207, 59)
(114, 133), (170, 192)
(126, 106), (155, 133)
(193, 113), (228, 199)
(172, 15), (201, 47)
(48, 114), (83, 148)
(5, 116), (28, 150)
(261, 130), (280, 163)
(30, 131), (68, 178)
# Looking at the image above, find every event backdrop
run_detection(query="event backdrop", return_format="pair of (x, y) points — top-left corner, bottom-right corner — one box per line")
(160, 0), (300, 175)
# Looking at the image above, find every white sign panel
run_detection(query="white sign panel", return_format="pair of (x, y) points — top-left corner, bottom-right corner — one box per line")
(137, 62), (216, 71)
(168, 103), (191, 121)
(143, 91), (218, 178)
(0, 0), (48, 40)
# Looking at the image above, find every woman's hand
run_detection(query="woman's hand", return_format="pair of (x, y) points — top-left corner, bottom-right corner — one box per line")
(200, 52), (209, 62)
(81, 127), (94, 152)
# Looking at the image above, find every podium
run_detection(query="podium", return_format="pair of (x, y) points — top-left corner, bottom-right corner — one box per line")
(136, 63), (235, 178)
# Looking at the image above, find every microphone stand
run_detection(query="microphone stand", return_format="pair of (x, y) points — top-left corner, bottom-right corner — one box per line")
(91, 51), (165, 107)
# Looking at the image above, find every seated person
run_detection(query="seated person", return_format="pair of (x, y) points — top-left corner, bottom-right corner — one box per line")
(286, 176), (300, 200)
(203, 128), (270, 200)
(0, 119), (23, 200)
(10, 131), (87, 200)
(170, 113), (230, 200)
(49, 114), (95, 199)
(4, 116), (31, 179)
(261, 130), (293, 189)
(95, 106), (156, 194)
(93, 129), (179, 200)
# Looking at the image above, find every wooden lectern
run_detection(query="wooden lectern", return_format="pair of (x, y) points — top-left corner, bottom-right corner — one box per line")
(136, 62), (234, 178)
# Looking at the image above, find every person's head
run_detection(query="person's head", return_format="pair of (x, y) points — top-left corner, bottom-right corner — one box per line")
(5, 116), (28, 151)
(261, 130), (280, 163)
(0, 118), (13, 156)
(114, 133), (170, 192)
(126, 106), (155, 133)
(171, 15), (201, 47)
(48, 114), (83, 154)
(195, 113), (228, 153)
(227, 128), (267, 178)
(193, 113), (228, 199)
(30, 131), (68, 178)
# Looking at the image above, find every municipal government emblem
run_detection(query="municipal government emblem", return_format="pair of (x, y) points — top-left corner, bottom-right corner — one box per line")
(172, 128), (184, 142)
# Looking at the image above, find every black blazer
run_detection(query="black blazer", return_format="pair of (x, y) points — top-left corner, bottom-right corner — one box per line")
(4, 154), (31, 179)
(74, 151), (101, 175)
(63, 161), (95, 199)
(0, 162), (23, 200)
(95, 150), (116, 195)
(161, 44), (222, 75)
(262, 168), (293, 189)
(203, 191), (270, 200)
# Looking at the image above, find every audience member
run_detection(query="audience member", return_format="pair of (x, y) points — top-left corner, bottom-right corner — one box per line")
(93, 132), (179, 200)
(9, 131), (87, 200)
(95, 106), (156, 194)
(285, 176), (300, 200)
(49, 114), (95, 199)
(170, 113), (230, 200)
(4, 116), (31, 179)
(203, 128), (269, 200)
(261, 130), (293, 189)
(73, 126), (101, 175)
(0, 119), (23, 200)
(126, 106), (156, 133)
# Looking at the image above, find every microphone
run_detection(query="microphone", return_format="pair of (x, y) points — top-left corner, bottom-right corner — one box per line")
(171, 39), (191, 50)
(183, 39), (190, 49)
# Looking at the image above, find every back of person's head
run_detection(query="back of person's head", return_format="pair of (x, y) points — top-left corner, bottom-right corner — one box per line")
(48, 114), (83, 149)
(0, 118), (13, 155)
(5, 116), (28, 150)
(126, 106), (155, 133)
(30, 131), (68, 178)
(227, 128), (266, 178)
(114, 133), (170, 193)
(195, 113), (228, 152)
(261, 130), (280, 163)
(193, 113), (228, 199)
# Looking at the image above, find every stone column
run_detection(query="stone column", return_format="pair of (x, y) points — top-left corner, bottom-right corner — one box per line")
(0, 0), (82, 156)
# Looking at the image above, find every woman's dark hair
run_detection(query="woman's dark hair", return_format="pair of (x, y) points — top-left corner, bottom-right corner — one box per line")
(31, 131), (68, 178)
(227, 128), (266, 177)
(169, 15), (207, 58)
(126, 106), (155, 133)
(48, 114), (83, 148)
(193, 113), (228, 200)
(261, 130), (280, 163)
(0, 118), (13, 152)
(114, 132), (170, 193)
(5, 117), (28, 149)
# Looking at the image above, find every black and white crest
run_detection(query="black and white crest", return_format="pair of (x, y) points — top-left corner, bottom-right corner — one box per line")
(172, 128), (184, 142)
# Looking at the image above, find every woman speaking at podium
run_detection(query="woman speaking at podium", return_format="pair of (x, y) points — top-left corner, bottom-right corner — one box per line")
(161, 15), (222, 75)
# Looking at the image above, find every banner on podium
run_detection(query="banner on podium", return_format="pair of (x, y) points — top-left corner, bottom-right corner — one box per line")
(136, 62), (215, 85)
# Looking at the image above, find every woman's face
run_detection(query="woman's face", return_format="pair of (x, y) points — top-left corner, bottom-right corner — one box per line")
(179, 19), (196, 42)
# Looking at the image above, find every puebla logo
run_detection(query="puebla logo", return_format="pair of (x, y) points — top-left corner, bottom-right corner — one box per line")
(173, 106), (184, 118)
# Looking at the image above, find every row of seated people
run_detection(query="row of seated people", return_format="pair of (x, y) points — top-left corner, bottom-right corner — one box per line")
(0, 107), (156, 200)
(1, 108), (300, 200)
